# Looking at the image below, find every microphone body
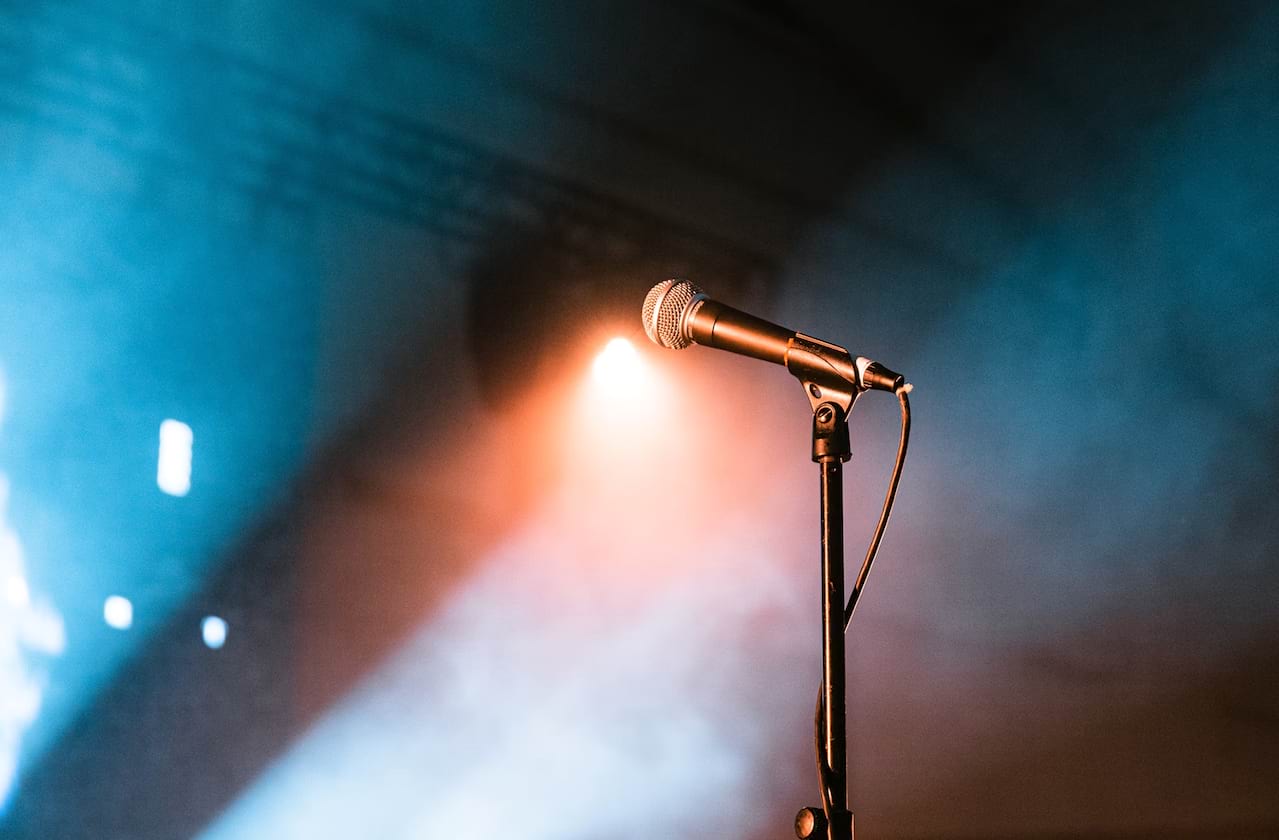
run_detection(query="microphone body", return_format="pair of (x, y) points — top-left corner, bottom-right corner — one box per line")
(643, 280), (903, 395)
(685, 298), (791, 365)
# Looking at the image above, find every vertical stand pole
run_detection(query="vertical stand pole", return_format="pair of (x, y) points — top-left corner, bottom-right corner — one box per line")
(813, 400), (853, 840)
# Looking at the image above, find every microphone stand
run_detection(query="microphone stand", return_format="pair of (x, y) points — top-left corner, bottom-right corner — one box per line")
(808, 396), (855, 840)
(788, 358), (859, 840)
(793, 360), (911, 840)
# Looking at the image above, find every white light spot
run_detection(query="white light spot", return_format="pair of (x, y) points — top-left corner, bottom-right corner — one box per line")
(202, 615), (227, 650)
(591, 337), (641, 384)
(5, 574), (28, 607)
(1, 368), (66, 808)
(103, 595), (133, 630)
(157, 419), (193, 497)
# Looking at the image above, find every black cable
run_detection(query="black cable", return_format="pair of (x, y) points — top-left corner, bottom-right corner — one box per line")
(814, 384), (912, 821)
(815, 688), (836, 818)
(845, 385), (911, 630)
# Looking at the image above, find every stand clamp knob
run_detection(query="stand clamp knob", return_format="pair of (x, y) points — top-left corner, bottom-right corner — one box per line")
(794, 806), (826, 839)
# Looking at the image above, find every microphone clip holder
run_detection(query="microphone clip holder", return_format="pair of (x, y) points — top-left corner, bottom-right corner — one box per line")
(812, 400), (852, 465)
(787, 333), (861, 418)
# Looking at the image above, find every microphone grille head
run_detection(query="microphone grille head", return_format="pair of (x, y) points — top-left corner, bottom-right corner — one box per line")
(642, 279), (703, 349)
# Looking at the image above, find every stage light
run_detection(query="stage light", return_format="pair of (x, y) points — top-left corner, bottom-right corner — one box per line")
(5, 574), (28, 607)
(592, 336), (641, 384)
(568, 334), (677, 499)
(103, 595), (133, 630)
(574, 335), (664, 449)
(581, 335), (662, 418)
(1, 380), (66, 811)
(157, 419), (193, 497)
(201, 616), (227, 650)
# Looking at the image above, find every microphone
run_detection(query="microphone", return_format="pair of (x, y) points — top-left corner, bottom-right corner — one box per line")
(641, 279), (904, 395)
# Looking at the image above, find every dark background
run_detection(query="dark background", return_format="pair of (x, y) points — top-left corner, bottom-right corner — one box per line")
(1, 2), (1276, 838)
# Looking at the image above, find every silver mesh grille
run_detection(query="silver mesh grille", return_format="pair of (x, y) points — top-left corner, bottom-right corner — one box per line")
(641, 279), (702, 349)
